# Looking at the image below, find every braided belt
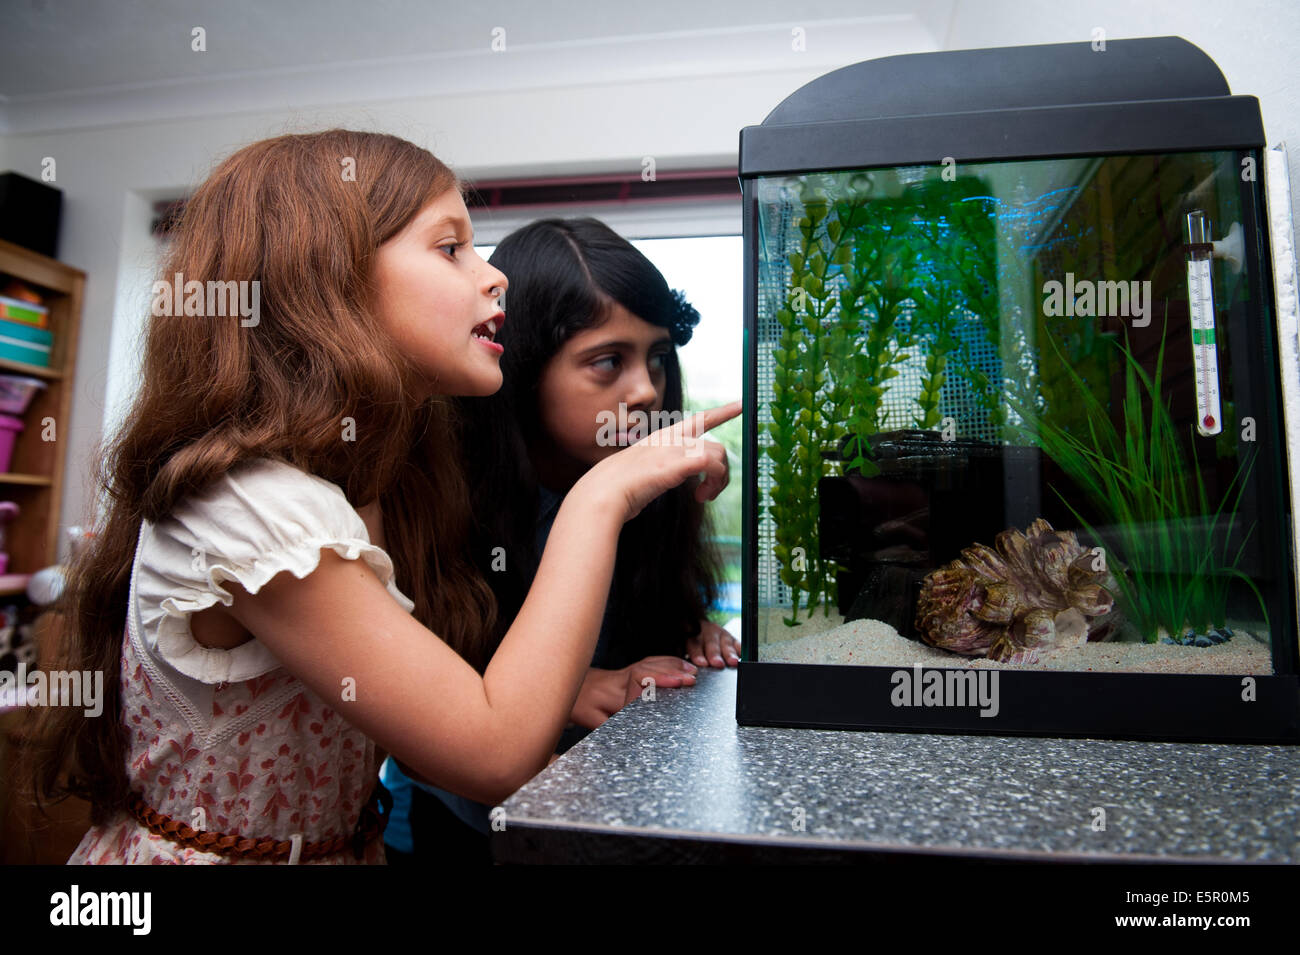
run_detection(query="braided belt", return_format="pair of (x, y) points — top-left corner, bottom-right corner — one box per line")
(126, 782), (392, 863)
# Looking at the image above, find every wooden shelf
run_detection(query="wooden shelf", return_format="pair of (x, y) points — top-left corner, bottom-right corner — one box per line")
(0, 474), (52, 486)
(0, 574), (31, 596)
(0, 358), (61, 381)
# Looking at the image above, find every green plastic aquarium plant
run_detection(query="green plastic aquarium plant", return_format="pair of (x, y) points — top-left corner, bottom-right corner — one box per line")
(766, 172), (1001, 624)
(767, 176), (938, 623)
(767, 180), (839, 624)
(903, 181), (1007, 437)
(908, 277), (960, 429)
(1006, 325), (1268, 643)
(904, 187), (986, 432)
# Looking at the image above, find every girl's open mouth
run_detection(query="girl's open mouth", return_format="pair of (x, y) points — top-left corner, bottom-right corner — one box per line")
(472, 318), (504, 354)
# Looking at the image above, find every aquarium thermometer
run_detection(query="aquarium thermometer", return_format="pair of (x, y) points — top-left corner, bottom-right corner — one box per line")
(1185, 210), (1222, 436)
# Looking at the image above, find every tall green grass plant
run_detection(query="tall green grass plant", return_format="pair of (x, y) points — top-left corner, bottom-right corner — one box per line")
(1008, 326), (1266, 642)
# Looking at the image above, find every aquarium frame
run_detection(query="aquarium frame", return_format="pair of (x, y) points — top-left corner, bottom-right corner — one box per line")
(740, 98), (1264, 181)
(737, 37), (1300, 743)
(736, 665), (1300, 744)
(1265, 143), (1300, 674)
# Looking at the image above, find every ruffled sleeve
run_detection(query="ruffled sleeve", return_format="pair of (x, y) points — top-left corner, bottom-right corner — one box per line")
(133, 459), (416, 685)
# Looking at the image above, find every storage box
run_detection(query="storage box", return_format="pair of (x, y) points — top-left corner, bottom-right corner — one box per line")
(0, 375), (45, 415)
(0, 294), (49, 330)
(0, 319), (53, 368)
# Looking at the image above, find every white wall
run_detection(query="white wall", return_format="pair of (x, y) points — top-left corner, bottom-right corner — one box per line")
(947, 2), (1300, 204)
(0, 0), (1296, 553)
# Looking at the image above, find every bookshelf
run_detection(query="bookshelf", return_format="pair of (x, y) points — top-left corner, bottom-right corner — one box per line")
(0, 237), (87, 863)
(0, 237), (84, 594)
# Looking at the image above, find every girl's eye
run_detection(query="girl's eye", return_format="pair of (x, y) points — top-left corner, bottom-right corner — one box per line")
(649, 352), (668, 371)
(592, 355), (619, 373)
(440, 242), (465, 260)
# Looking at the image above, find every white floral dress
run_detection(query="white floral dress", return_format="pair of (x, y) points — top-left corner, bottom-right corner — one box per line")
(69, 460), (413, 864)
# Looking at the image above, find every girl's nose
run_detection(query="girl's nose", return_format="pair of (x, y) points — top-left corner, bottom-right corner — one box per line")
(625, 363), (659, 409)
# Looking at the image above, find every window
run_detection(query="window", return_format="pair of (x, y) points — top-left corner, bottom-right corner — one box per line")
(477, 228), (743, 624)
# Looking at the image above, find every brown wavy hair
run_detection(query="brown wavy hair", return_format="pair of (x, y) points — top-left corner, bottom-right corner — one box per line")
(24, 129), (496, 823)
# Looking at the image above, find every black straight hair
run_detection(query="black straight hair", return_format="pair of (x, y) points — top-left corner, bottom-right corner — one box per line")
(456, 217), (720, 671)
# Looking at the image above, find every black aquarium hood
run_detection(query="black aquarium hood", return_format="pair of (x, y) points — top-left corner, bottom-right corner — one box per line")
(740, 36), (1265, 176)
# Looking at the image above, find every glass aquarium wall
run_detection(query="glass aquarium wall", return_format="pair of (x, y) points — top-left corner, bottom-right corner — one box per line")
(754, 150), (1293, 675)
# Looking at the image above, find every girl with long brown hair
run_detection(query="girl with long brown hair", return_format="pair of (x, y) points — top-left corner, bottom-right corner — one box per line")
(24, 129), (738, 863)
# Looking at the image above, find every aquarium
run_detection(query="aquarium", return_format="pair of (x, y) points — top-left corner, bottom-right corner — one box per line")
(737, 37), (1300, 741)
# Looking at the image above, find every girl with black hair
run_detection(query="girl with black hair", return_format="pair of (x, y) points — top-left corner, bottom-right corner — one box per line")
(383, 217), (738, 863)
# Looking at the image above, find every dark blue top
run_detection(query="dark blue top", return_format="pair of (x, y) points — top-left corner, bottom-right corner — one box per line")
(383, 484), (617, 841)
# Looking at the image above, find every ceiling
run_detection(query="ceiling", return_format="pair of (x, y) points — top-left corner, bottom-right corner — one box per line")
(0, 0), (953, 134)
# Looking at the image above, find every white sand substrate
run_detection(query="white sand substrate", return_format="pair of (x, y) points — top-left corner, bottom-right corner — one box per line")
(760, 617), (1275, 674)
(757, 607), (846, 645)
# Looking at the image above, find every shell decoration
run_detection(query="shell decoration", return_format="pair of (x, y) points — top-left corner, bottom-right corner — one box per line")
(915, 518), (1115, 663)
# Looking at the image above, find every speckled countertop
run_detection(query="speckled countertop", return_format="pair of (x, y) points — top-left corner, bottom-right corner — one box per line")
(496, 667), (1300, 863)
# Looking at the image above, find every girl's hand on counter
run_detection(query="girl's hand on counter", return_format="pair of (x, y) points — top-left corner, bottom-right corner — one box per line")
(569, 658), (698, 729)
(620, 656), (698, 707)
(686, 619), (740, 668)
